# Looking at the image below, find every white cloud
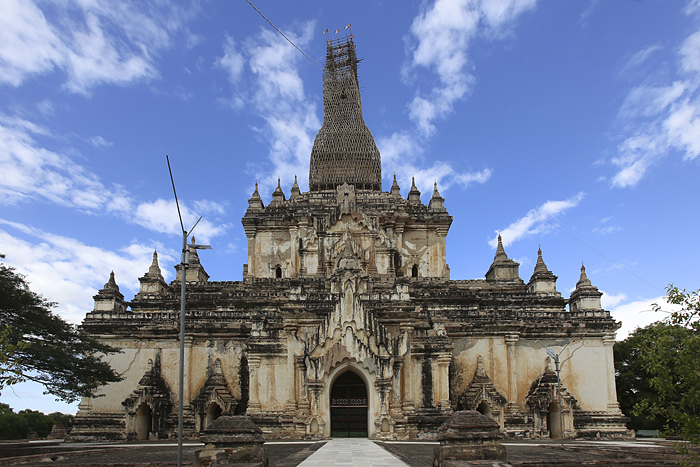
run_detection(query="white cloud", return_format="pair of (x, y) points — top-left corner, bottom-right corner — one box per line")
(617, 44), (662, 78)
(679, 29), (700, 73)
(404, 0), (537, 136)
(593, 225), (621, 235)
(489, 192), (585, 248)
(593, 215), (621, 235)
(377, 131), (492, 199)
(132, 198), (228, 243)
(0, 113), (228, 241)
(0, 220), (176, 324)
(601, 291), (627, 310)
(665, 98), (700, 160)
(610, 16), (700, 188)
(0, 0), (196, 94)
(217, 36), (246, 84)
(610, 296), (682, 340)
(0, 114), (120, 208)
(88, 135), (113, 147)
(618, 82), (687, 120)
(217, 23), (320, 196)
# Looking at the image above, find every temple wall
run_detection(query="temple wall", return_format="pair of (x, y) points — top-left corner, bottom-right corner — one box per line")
(451, 336), (615, 413)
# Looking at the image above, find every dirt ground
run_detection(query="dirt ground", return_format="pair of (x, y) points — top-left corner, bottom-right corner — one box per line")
(0, 438), (691, 467)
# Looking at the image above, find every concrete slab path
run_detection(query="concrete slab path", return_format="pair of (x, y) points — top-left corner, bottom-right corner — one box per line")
(297, 438), (409, 467)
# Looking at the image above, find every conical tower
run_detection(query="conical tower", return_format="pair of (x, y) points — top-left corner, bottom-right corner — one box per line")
(309, 36), (381, 191)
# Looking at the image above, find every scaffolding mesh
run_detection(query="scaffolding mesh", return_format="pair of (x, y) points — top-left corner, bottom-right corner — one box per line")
(309, 36), (382, 191)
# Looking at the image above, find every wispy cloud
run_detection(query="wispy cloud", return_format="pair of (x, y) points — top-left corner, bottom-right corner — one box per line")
(0, 113), (227, 241)
(610, 12), (700, 188)
(593, 216), (621, 235)
(403, 0), (537, 137)
(88, 135), (113, 148)
(0, 220), (176, 324)
(0, 0), (196, 94)
(377, 130), (492, 199)
(216, 24), (320, 196)
(489, 192), (585, 248)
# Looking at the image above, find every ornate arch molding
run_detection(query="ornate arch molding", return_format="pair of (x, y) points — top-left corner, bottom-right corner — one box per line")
(525, 357), (579, 438)
(191, 357), (238, 432)
(122, 350), (173, 440)
(456, 355), (507, 426)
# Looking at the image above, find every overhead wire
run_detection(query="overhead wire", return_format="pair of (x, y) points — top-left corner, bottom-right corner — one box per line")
(243, 0), (659, 296)
(243, 0), (323, 70)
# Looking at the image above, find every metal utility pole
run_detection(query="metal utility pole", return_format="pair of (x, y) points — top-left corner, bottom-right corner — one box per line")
(167, 156), (212, 467)
(546, 349), (565, 447)
(538, 339), (571, 447)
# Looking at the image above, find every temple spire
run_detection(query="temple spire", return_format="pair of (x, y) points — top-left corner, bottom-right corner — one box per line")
(247, 182), (264, 210)
(290, 175), (301, 200)
(486, 234), (521, 282)
(494, 234), (507, 260)
(527, 246), (559, 295)
(408, 176), (421, 204)
(576, 263), (592, 288)
(390, 174), (401, 196)
(309, 36), (381, 191)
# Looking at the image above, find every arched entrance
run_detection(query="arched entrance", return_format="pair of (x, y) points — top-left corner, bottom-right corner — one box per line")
(330, 371), (368, 437)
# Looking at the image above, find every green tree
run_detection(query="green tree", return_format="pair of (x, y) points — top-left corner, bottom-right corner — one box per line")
(0, 403), (30, 440)
(643, 286), (700, 447)
(48, 411), (74, 428)
(0, 257), (122, 403)
(614, 322), (672, 431)
(18, 409), (54, 438)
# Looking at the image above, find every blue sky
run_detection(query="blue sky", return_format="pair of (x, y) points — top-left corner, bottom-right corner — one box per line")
(1, 0), (698, 414)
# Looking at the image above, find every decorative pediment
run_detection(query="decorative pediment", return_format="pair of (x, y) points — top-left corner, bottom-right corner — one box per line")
(525, 358), (579, 412)
(456, 355), (507, 411)
(191, 358), (238, 430)
(122, 350), (173, 413)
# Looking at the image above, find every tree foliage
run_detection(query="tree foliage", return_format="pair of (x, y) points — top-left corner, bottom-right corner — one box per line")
(0, 403), (73, 440)
(614, 322), (672, 431)
(0, 259), (122, 403)
(616, 285), (700, 451)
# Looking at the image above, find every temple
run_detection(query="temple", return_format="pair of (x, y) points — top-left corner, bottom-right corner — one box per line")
(72, 36), (630, 441)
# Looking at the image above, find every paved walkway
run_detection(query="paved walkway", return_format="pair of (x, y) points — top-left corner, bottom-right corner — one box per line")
(297, 438), (409, 466)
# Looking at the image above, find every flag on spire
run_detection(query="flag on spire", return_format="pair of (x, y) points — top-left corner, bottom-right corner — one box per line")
(322, 28), (328, 34)
(345, 23), (351, 30)
(335, 29), (339, 34)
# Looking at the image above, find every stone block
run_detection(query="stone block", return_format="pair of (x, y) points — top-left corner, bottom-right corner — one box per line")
(195, 416), (267, 467)
(433, 410), (507, 467)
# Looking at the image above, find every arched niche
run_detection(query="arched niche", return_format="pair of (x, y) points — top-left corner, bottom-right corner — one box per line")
(135, 403), (152, 441)
(206, 402), (223, 428)
(476, 400), (492, 418)
(547, 401), (562, 439)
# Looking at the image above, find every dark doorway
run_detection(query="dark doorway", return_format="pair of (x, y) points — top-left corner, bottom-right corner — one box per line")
(135, 403), (152, 440)
(330, 371), (368, 437)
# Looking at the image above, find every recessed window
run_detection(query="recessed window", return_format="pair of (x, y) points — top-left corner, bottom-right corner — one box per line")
(275, 266), (282, 278)
(412, 265), (418, 278)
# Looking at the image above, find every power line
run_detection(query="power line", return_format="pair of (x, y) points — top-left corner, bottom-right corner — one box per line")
(243, 0), (323, 70)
